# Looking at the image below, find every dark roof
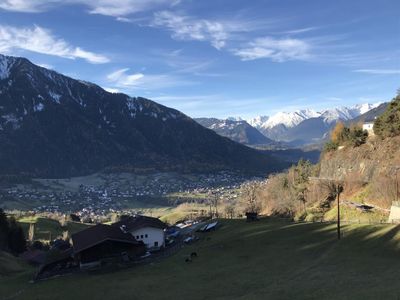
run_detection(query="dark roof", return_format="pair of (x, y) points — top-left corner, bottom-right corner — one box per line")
(71, 224), (142, 254)
(112, 215), (167, 232)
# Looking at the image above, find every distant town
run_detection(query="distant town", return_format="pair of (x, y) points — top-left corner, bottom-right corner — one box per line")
(0, 171), (261, 219)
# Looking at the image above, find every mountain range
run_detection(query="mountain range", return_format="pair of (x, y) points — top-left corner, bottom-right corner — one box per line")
(0, 54), (288, 178)
(248, 104), (380, 143)
(198, 103), (382, 147)
(194, 118), (274, 145)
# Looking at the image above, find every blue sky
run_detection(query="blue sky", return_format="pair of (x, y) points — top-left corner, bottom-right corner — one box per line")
(0, 0), (399, 118)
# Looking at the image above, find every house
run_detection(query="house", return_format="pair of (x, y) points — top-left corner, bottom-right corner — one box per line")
(112, 215), (167, 251)
(362, 122), (375, 136)
(71, 224), (145, 269)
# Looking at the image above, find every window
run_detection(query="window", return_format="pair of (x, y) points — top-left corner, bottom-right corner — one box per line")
(141, 235), (143, 238)
(145, 234), (148, 238)
(154, 241), (158, 247)
(136, 235), (139, 239)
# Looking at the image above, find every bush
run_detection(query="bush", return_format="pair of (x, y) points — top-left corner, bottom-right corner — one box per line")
(324, 123), (368, 151)
(324, 141), (338, 152)
(374, 95), (400, 138)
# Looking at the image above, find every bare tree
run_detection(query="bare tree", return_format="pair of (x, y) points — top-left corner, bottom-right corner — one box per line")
(225, 205), (235, 219)
(242, 182), (262, 214)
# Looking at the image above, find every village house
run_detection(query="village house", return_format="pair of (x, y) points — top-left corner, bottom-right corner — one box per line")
(71, 224), (146, 269)
(362, 121), (375, 136)
(112, 215), (167, 251)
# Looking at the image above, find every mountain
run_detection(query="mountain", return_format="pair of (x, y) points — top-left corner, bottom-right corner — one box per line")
(194, 118), (274, 145)
(0, 54), (288, 177)
(247, 104), (381, 145)
(347, 102), (389, 124)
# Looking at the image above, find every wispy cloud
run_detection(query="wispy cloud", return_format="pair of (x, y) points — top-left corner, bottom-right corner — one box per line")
(0, 25), (109, 63)
(232, 36), (311, 62)
(280, 27), (318, 35)
(354, 69), (400, 75)
(151, 11), (264, 50)
(106, 68), (196, 91)
(0, 0), (179, 17)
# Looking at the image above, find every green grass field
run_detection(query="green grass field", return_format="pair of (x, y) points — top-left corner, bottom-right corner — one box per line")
(17, 217), (92, 241)
(2, 219), (400, 299)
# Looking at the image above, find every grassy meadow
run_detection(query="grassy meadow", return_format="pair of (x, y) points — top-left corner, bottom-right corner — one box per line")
(2, 219), (400, 299)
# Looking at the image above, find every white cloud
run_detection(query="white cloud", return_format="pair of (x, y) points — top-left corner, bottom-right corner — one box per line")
(151, 11), (260, 50)
(106, 68), (195, 90)
(0, 0), (178, 17)
(0, 25), (109, 63)
(232, 37), (311, 62)
(354, 69), (400, 75)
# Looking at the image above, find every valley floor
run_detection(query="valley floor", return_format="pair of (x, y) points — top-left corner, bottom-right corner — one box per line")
(2, 219), (400, 300)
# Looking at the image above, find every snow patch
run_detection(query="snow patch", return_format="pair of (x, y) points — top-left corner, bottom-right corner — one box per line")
(49, 91), (61, 104)
(0, 55), (14, 80)
(34, 103), (45, 112)
(1, 113), (22, 129)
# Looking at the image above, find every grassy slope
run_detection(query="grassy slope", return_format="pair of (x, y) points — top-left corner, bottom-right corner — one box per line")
(2, 219), (400, 299)
(18, 217), (92, 241)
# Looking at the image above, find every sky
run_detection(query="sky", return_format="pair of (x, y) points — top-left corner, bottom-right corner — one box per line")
(0, 0), (399, 119)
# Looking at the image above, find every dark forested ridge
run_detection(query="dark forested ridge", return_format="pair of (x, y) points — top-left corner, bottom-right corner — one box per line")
(0, 54), (288, 177)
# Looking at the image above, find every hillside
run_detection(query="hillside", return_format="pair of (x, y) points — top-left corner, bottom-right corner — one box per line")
(2, 219), (400, 299)
(194, 117), (274, 145)
(0, 54), (288, 177)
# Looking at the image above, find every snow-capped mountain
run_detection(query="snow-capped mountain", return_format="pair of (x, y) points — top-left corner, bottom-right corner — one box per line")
(250, 109), (320, 129)
(0, 54), (287, 177)
(195, 118), (274, 145)
(245, 103), (381, 145)
(247, 115), (269, 128)
(249, 104), (380, 131)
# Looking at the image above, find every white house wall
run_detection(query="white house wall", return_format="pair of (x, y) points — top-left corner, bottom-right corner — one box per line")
(130, 227), (165, 249)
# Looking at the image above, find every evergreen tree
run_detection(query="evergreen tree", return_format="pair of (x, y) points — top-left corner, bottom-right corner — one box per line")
(374, 95), (400, 138)
(0, 208), (9, 250)
(7, 217), (26, 254)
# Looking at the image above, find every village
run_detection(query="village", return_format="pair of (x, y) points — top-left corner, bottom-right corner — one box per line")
(0, 171), (259, 218)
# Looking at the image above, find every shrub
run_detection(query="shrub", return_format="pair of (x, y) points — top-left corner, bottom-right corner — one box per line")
(374, 95), (400, 138)
(324, 141), (338, 152)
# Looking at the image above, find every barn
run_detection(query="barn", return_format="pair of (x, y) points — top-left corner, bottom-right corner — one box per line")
(71, 224), (146, 269)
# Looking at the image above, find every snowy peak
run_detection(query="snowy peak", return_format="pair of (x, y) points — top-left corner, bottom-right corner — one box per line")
(248, 103), (380, 129)
(320, 107), (358, 123)
(352, 103), (381, 115)
(247, 115), (269, 128)
(265, 109), (320, 129)
(0, 54), (16, 80)
(320, 103), (381, 123)
(249, 109), (319, 129)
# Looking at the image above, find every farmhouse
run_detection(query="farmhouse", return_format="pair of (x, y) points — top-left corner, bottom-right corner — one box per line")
(113, 215), (167, 251)
(71, 224), (146, 269)
(362, 122), (375, 136)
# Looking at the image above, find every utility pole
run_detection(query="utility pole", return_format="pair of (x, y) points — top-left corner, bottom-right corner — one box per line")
(396, 168), (399, 203)
(336, 184), (343, 240)
(309, 176), (344, 240)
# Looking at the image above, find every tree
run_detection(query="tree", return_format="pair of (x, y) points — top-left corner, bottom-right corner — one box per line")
(320, 180), (344, 240)
(0, 208), (9, 250)
(242, 182), (262, 214)
(8, 217), (26, 254)
(225, 205), (235, 219)
(331, 122), (345, 143)
(374, 95), (400, 138)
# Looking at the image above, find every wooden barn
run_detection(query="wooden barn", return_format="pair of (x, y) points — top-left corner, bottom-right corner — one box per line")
(71, 224), (145, 269)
